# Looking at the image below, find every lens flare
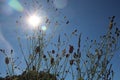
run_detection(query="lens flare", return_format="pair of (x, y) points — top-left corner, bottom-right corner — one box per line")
(8, 0), (23, 12)
(41, 25), (47, 31)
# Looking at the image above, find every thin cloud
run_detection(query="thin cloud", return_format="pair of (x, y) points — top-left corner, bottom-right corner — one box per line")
(0, 28), (14, 57)
(0, 32), (13, 53)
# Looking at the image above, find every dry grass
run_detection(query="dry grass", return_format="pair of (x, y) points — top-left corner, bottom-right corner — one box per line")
(0, 16), (120, 80)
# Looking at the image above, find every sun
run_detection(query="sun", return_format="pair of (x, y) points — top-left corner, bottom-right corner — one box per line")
(27, 14), (41, 28)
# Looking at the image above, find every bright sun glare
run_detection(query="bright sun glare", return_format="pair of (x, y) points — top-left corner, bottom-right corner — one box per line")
(27, 14), (41, 28)
(27, 13), (47, 31)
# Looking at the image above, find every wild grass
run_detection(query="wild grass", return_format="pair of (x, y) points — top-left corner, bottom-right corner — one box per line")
(0, 16), (120, 80)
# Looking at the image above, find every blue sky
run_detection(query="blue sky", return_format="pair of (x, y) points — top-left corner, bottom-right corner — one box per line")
(0, 0), (120, 79)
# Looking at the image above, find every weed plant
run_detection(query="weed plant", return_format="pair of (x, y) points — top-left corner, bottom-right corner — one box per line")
(0, 16), (120, 80)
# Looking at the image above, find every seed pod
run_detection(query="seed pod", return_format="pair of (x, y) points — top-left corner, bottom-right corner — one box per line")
(35, 46), (40, 53)
(70, 60), (74, 65)
(109, 22), (113, 30)
(5, 57), (9, 64)
(66, 20), (69, 24)
(69, 45), (74, 53)
(51, 58), (54, 65)
(73, 53), (78, 58)
(32, 66), (36, 71)
(66, 54), (69, 58)
(43, 55), (46, 58)
(52, 50), (55, 54)
(112, 16), (115, 19)
(11, 49), (13, 54)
